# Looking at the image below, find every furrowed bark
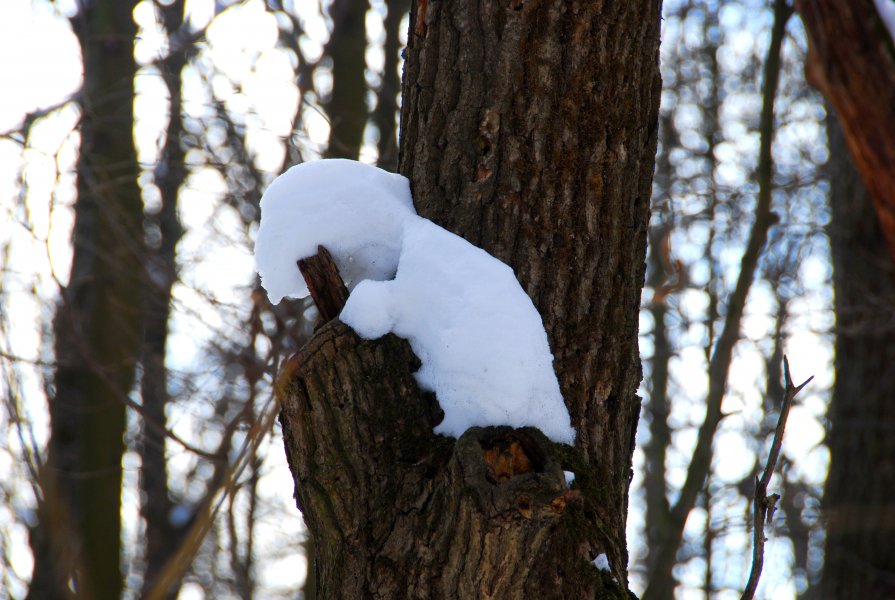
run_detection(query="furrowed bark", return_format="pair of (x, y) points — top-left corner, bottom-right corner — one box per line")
(400, 0), (661, 572)
(277, 1), (662, 597)
(279, 319), (625, 598)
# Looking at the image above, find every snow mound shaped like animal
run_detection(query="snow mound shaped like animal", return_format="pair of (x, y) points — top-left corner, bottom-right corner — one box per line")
(255, 159), (415, 304)
(254, 159), (575, 444)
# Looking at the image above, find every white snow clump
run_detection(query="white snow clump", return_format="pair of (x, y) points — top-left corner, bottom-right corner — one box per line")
(592, 553), (611, 572)
(254, 159), (415, 304)
(254, 159), (575, 444)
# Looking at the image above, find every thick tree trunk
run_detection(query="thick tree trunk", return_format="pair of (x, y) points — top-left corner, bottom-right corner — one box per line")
(821, 116), (895, 598)
(278, 1), (661, 597)
(28, 2), (144, 599)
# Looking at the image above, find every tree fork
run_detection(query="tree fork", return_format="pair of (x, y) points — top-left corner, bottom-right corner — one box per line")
(279, 248), (628, 597)
(277, 325), (628, 598)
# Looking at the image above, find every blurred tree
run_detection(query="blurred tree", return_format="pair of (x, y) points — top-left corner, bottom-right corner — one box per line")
(795, 2), (895, 596)
(372, 0), (404, 171)
(276, 0), (662, 597)
(323, 0), (369, 160)
(642, 1), (792, 596)
(138, 1), (188, 597)
(27, 1), (145, 598)
(796, 0), (895, 262)
(631, 1), (833, 596)
(821, 115), (895, 598)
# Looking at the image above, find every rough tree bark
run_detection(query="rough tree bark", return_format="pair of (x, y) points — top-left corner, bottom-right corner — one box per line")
(277, 1), (661, 598)
(27, 2), (145, 599)
(820, 117), (895, 598)
(795, 0), (895, 263)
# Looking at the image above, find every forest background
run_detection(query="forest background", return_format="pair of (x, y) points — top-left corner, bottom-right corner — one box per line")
(0, 0), (890, 598)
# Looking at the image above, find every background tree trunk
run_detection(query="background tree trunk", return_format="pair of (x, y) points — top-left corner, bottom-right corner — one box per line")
(139, 2), (187, 596)
(277, 1), (662, 598)
(795, 2), (895, 593)
(28, 2), (145, 598)
(795, 0), (895, 262)
(373, 0), (406, 171)
(821, 115), (895, 598)
(323, 0), (370, 160)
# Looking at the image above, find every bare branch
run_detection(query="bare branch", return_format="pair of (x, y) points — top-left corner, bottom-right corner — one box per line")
(297, 245), (349, 322)
(641, 1), (794, 596)
(741, 356), (813, 600)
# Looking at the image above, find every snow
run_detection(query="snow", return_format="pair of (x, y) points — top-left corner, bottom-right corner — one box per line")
(254, 159), (415, 304)
(877, 0), (895, 42)
(592, 553), (610, 572)
(255, 159), (575, 444)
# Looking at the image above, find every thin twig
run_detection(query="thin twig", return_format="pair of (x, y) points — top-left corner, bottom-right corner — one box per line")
(741, 356), (813, 600)
(641, 1), (794, 596)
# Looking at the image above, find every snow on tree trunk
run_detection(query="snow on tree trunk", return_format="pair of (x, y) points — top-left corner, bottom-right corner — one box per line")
(276, 1), (662, 597)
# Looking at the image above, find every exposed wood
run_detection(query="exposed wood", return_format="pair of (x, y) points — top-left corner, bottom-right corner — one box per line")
(796, 0), (895, 264)
(298, 245), (350, 322)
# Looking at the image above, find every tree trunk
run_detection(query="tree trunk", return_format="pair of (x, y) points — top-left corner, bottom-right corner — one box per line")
(373, 0), (406, 171)
(821, 115), (895, 598)
(139, 2), (187, 596)
(28, 2), (144, 599)
(795, 0), (895, 263)
(277, 1), (661, 597)
(323, 0), (370, 160)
